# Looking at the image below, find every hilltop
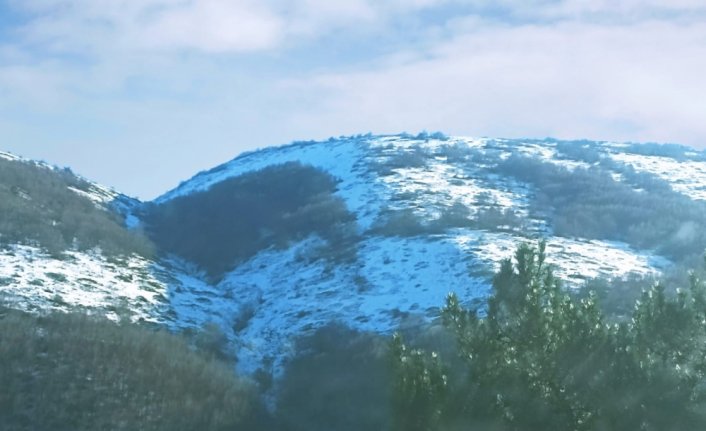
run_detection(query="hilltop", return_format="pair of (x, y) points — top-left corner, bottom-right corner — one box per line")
(3, 134), (706, 376)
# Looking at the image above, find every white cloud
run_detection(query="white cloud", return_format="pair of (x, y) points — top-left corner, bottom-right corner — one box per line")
(9, 0), (458, 55)
(284, 19), (706, 146)
(551, 0), (706, 18)
(3, 0), (706, 198)
(140, 0), (284, 52)
(282, 0), (379, 33)
(11, 0), (706, 55)
(12, 0), (285, 54)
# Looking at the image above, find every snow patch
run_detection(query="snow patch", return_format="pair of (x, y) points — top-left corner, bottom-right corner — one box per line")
(0, 151), (20, 161)
(0, 245), (168, 323)
(609, 152), (706, 200)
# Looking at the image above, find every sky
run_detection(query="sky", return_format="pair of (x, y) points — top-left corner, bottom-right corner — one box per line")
(1, 0), (706, 199)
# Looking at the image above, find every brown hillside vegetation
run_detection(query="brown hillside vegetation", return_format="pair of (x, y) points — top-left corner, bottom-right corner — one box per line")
(0, 157), (152, 257)
(0, 307), (265, 431)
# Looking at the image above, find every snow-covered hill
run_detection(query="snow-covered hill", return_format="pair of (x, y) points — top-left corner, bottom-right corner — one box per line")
(2, 134), (704, 376)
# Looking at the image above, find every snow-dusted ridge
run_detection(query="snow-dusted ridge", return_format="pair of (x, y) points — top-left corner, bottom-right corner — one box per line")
(156, 135), (384, 230)
(0, 148), (128, 211)
(148, 134), (682, 374)
(0, 150), (20, 161)
(2, 134), (704, 377)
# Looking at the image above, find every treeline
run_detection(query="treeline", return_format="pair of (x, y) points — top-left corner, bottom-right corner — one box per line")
(143, 162), (357, 277)
(0, 158), (152, 257)
(496, 154), (706, 263)
(0, 308), (269, 431)
(391, 242), (706, 430)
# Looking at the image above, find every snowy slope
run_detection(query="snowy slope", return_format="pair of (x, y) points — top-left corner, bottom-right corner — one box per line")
(0, 245), (168, 322)
(0, 245), (246, 341)
(152, 134), (680, 375)
(217, 233), (664, 375)
(1, 134), (701, 378)
(608, 151), (706, 200)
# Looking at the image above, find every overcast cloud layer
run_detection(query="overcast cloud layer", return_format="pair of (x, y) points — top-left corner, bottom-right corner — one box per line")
(1, 0), (705, 198)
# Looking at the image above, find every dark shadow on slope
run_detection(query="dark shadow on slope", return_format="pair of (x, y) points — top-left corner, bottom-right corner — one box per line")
(142, 162), (358, 278)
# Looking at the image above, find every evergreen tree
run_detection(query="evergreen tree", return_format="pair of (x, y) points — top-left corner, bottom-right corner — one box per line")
(391, 241), (706, 430)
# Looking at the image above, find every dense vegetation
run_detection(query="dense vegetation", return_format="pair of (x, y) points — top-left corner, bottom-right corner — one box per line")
(144, 162), (357, 277)
(391, 241), (706, 430)
(495, 154), (706, 263)
(0, 158), (152, 257)
(0, 307), (267, 431)
(370, 202), (524, 237)
(275, 324), (391, 431)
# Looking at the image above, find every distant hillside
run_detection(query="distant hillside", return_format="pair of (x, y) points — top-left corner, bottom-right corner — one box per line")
(3, 134), (706, 377)
(0, 152), (152, 257)
(140, 134), (706, 374)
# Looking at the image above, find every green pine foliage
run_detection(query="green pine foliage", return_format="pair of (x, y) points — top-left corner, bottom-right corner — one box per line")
(0, 308), (267, 431)
(390, 333), (448, 431)
(391, 241), (706, 430)
(0, 158), (152, 257)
